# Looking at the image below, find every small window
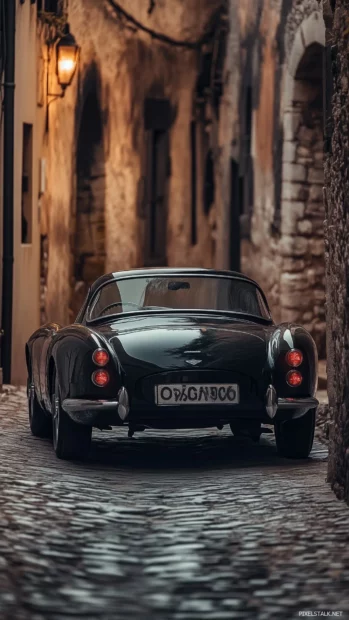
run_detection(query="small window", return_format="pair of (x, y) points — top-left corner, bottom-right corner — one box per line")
(203, 150), (215, 215)
(21, 123), (33, 244)
(37, 0), (63, 14)
(190, 121), (197, 245)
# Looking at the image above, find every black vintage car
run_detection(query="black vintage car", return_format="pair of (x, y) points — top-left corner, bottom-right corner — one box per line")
(26, 268), (318, 461)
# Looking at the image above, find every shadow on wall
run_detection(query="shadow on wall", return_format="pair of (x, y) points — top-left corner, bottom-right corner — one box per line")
(70, 89), (106, 321)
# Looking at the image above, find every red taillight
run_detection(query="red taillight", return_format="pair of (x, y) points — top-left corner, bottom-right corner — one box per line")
(92, 369), (110, 387)
(286, 370), (303, 387)
(92, 349), (109, 367)
(286, 349), (303, 367)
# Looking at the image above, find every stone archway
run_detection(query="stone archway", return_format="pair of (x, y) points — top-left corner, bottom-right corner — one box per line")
(280, 11), (326, 356)
(70, 90), (106, 318)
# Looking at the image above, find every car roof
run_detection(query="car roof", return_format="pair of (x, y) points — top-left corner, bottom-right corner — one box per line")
(89, 267), (263, 294)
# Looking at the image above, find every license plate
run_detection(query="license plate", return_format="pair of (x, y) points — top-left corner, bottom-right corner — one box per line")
(155, 383), (239, 406)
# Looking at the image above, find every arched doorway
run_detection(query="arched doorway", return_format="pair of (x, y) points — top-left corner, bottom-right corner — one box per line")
(280, 13), (325, 356)
(70, 91), (106, 318)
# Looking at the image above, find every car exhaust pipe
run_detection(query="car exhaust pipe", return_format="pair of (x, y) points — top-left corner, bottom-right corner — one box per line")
(266, 385), (278, 419)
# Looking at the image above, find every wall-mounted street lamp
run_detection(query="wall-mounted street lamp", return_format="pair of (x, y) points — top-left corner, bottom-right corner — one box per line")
(46, 24), (79, 131)
(47, 24), (79, 101)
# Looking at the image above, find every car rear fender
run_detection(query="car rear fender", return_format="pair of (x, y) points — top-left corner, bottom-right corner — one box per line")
(267, 323), (318, 398)
(49, 324), (123, 403)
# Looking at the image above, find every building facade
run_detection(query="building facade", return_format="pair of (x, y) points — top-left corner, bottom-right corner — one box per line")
(216, 0), (326, 357)
(39, 0), (224, 328)
(2, 0), (224, 383)
(1, 0), (327, 383)
(0, 0), (43, 384)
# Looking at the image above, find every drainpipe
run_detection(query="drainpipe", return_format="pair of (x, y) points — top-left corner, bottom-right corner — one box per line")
(1, 0), (15, 384)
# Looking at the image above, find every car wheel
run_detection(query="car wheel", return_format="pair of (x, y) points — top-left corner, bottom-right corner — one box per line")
(274, 408), (316, 459)
(52, 377), (92, 461)
(28, 380), (52, 438)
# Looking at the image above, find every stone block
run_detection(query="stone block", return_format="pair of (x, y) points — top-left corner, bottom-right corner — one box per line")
(281, 291), (310, 310)
(309, 238), (325, 256)
(283, 111), (302, 141)
(282, 162), (307, 182)
(287, 27), (305, 78)
(307, 269), (317, 286)
(309, 184), (323, 203)
(314, 304), (326, 318)
(297, 125), (314, 146)
(281, 308), (302, 323)
(282, 141), (296, 163)
(300, 11), (325, 50)
(296, 145), (312, 159)
(279, 234), (308, 257)
(308, 168), (324, 184)
(305, 202), (324, 217)
(282, 258), (306, 273)
(282, 182), (308, 202)
(311, 217), (325, 235)
(313, 321), (326, 334)
(281, 201), (305, 235)
(281, 272), (310, 292)
(303, 312), (313, 323)
(313, 288), (326, 302)
(297, 157), (313, 166)
(297, 219), (313, 235)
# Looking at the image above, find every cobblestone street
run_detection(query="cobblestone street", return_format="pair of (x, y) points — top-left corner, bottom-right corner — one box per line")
(1, 388), (349, 620)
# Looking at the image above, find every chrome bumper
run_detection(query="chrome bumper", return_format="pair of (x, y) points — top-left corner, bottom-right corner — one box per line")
(62, 387), (130, 422)
(266, 385), (318, 420)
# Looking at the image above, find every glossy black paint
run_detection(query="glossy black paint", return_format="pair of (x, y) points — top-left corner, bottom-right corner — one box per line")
(26, 268), (318, 430)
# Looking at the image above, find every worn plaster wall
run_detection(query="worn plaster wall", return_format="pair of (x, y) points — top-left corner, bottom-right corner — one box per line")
(41, 0), (221, 326)
(11, 1), (42, 384)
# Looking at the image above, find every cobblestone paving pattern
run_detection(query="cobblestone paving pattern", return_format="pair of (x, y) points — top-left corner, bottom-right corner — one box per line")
(1, 388), (349, 620)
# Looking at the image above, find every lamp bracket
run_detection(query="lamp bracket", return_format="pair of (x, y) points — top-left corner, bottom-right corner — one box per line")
(47, 89), (66, 105)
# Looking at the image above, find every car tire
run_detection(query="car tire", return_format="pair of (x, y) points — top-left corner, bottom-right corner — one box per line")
(28, 380), (52, 438)
(52, 376), (92, 461)
(274, 408), (316, 459)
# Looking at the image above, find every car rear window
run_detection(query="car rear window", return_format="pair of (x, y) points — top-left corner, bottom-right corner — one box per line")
(88, 276), (271, 321)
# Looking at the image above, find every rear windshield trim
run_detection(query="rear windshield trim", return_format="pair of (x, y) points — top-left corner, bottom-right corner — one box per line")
(87, 307), (273, 326)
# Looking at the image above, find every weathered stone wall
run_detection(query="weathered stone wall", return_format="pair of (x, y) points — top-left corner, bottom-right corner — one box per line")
(279, 52), (325, 355)
(41, 0), (222, 325)
(217, 0), (326, 354)
(324, 0), (349, 503)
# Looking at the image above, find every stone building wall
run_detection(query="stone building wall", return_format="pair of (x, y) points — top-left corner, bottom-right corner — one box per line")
(38, 0), (327, 358)
(323, 0), (349, 503)
(217, 0), (326, 356)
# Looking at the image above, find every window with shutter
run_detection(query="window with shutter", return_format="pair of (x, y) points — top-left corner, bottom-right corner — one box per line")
(203, 150), (215, 215)
(37, 0), (64, 15)
(240, 85), (253, 239)
(190, 121), (197, 245)
(143, 99), (171, 266)
(230, 160), (241, 272)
